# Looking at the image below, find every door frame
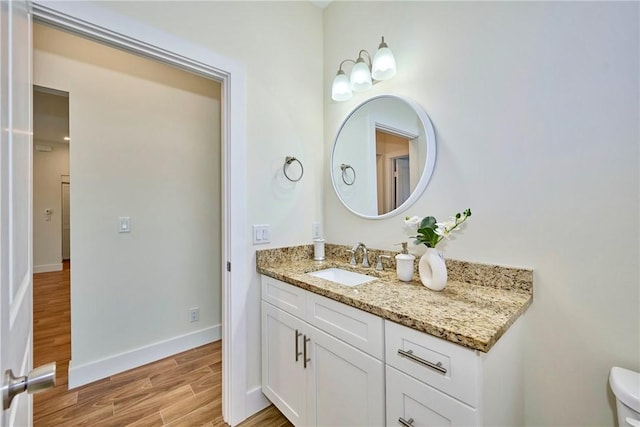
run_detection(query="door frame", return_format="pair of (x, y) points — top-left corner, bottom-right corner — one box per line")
(60, 177), (69, 261)
(31, 2), (248, 425)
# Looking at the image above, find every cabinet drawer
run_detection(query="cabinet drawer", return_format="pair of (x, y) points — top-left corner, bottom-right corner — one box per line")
(306, 291), (384, 360)
(261, 276), (306, 319)
(386, 365), (477, 426)
(385, 320), (479, 406)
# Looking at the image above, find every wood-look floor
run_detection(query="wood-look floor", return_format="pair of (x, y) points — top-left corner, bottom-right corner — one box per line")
(33, 261), (292, 427)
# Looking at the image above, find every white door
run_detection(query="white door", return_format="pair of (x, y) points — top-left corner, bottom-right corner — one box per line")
(261, 301), (305, 426)
(306, 325), (385, 427)
(1, 1), (34, 425)
(393, 156), (410, 209)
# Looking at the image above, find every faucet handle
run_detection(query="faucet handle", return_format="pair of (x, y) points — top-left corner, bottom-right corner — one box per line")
(348, 249), (356, 265)
(362, 254), (370, 268)
(376, 254), (391, 271)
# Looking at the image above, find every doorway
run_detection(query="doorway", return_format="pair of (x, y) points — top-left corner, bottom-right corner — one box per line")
(375, 129), (412, 214)
(32, 17), (223, 414)
(31, 2), (248, 423)
(32, 84), (73, 416)
(32, 86), (70, 274)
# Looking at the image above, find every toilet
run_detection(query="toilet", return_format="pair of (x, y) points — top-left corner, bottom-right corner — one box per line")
(610, 367), (640, 427)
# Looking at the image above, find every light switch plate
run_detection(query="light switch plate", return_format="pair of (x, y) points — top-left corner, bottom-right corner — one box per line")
(119, 216), (131, 233)
(253, 224), (270, 244)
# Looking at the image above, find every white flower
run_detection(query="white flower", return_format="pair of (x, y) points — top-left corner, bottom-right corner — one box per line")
(436, 218), (456, 231)
(434, 226), (450, 239)
(435, 218), (458, 239)
(403, 216), (421, 235)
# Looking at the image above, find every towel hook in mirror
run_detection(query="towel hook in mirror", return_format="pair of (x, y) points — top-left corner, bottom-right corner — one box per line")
(284, 156), (304, 182)
(340, 164), (356, 185)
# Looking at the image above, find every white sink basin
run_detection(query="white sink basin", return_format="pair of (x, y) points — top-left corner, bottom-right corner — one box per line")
(307, 268), (376, 287)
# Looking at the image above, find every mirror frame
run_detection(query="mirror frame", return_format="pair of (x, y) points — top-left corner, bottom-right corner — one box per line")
(330, 94), (436, 219)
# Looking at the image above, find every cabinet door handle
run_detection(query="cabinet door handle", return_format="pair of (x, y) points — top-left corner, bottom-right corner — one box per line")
(295, 329), (302, 362)
(397, 349), (447, 374)
(398, 417), (414, 426)
(303, 335), (311, 368)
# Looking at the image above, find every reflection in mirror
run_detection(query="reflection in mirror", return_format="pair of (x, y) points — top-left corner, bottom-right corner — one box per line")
(331, 95), (436, 219)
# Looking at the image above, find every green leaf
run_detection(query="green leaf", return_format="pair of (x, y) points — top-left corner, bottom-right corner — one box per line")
(420, 216), (437, 229)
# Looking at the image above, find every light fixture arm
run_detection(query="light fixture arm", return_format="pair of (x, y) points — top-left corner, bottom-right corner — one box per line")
(338, 58), (356, 73)
(356, 49), (373, 69)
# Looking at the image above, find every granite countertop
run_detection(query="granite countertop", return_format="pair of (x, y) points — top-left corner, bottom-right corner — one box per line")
(256, 244), (533, 353)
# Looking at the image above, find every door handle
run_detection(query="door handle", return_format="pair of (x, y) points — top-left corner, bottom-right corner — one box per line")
(303, 335), (311, 368)
(295, 329), (302, 362)
(2, 362), (56, 410)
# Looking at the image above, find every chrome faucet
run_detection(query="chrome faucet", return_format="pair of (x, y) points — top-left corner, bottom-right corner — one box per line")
(350, 242), (370, 268)
(376, 254), (391, 271)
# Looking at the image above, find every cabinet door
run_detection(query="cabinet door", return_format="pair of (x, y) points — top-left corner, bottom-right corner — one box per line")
(262, 301), (306, 426)
(386, 366), (477, 427)
(306, 325), (385, 427)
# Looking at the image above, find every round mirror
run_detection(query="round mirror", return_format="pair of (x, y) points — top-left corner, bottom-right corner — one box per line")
(330, 95), (436, 219)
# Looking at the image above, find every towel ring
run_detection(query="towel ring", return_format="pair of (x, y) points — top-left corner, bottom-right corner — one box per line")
(340, 164), (356, 185)
(283, 156), (304, 182)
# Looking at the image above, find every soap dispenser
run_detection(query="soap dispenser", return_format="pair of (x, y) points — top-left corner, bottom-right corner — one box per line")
(395, 242), (415, 282)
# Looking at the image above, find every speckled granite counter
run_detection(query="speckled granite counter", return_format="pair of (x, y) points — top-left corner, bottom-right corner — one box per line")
(256, 244), (533, 353)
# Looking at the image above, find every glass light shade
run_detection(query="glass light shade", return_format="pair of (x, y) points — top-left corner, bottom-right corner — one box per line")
(349, 60), (372, 92)
(331, 71), (352, 101)
(372, 47), (396, 81)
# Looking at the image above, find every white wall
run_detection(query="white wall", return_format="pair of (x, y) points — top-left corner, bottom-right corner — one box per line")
(324, 2), (639, 426)
(33, 23), (223, 383)
(33, 141), (69, 272)
(37, 0), (325, 397)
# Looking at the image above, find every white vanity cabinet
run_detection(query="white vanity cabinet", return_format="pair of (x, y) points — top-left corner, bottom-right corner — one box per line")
(385, 319), (525, 426)
(261, 276), (385, 427)
(261, 274), (526, 427)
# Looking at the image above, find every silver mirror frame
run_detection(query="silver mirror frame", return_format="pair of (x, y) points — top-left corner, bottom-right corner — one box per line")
(330, 94), (436, 219)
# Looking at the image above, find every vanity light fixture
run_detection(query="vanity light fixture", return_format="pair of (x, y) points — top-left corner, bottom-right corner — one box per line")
(331, 36), (397, 102)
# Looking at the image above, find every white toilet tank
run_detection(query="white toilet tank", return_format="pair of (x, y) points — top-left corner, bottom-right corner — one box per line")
(610, 367), (640, 427)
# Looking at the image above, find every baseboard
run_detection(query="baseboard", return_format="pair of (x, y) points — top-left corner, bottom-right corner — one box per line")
(246, 385), (270, 417)
(68, 324), (221, 389)
(33, 263), (63, 273)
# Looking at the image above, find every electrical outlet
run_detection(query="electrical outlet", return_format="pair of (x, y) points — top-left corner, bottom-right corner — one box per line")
(189, 307), (200, 322)
(312, 221), (321, 239)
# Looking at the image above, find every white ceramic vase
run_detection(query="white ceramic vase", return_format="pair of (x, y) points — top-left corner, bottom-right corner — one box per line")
(419, 247), (447, 291)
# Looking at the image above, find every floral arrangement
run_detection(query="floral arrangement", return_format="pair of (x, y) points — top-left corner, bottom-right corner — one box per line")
(404, 208), (472, 248)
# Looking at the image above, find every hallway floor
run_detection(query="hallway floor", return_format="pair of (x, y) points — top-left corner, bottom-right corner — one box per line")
(33, 262), (291, 426)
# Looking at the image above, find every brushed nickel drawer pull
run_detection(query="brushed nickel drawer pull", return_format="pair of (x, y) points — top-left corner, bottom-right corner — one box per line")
(295, 329), (302, 362)
(398, 417), (415, 426)
(303, 335), (311, 368)
(397, 349), (447, 374)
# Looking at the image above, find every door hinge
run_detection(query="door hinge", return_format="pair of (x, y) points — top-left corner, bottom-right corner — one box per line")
(226, 261), (231, 272)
